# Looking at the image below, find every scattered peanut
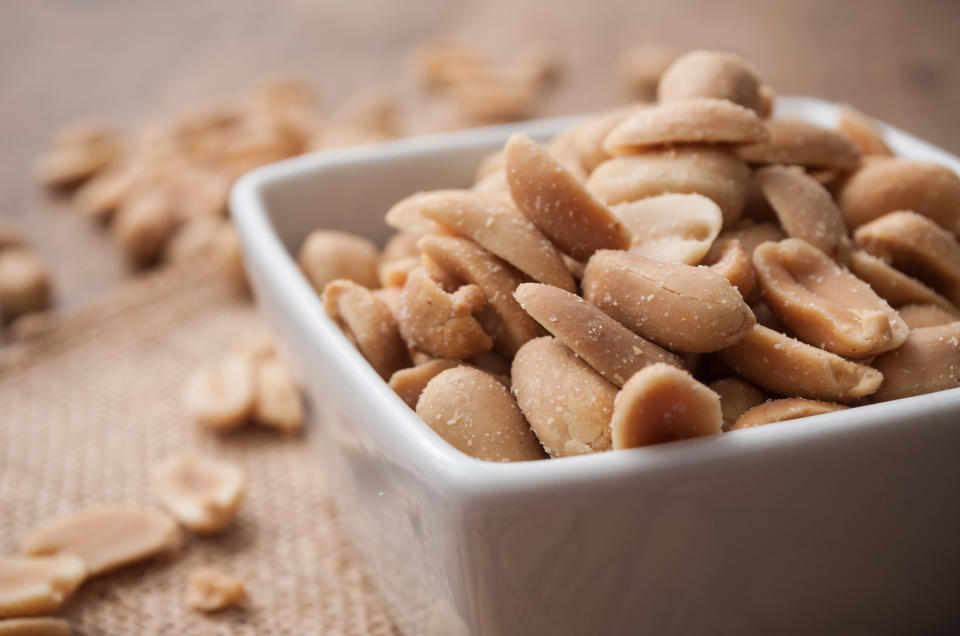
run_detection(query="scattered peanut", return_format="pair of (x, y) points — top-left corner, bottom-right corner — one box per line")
(112, 188), (179, 267)
(150, 453), (244, 534)
(186, 568), (247, 613)
(0, 555), (86, 619)
(732, 398), (847, 430)
(182, 353), (256, 431)
(253, 357), (305, 432)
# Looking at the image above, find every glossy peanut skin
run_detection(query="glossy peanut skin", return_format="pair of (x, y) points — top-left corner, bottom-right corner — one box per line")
(872, 322), (960, 401)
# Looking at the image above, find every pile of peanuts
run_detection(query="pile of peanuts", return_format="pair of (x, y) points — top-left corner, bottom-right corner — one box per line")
(306, 49), (960, 463)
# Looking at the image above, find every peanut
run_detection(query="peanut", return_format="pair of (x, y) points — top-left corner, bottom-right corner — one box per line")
(165, 215), (228, 263)
(732, 398), (847, 430)
(385, 190), (463, 235)
(572, 105), (640, 173)
(182, 353), (256, 431)
(389, 358), (461, 408)
(709, 377), (767, 431)
(847, 249), (957, 312)
(34, 124), (122, 188)
(298, 229), (380, 292)
(736, 118), (861, 171)
(151, 453), (244, 534)
(657, 50), (764, 114)
(872, 322), (960, 401)
(704, 219), (785, 263)
(837, 105), (891, 156)
(704, 239), (756, 300)
(253, 357), (305, 432)
(0, 618), (71, 636)
(186, 568), (247, 612)
(0, 249), (52, 322)
(546, 127), (589, 181)
(614, 193), (723, 265)
(897, 304), (959, 329)
(113, 188), (179, 267)
(0, 555), (86, 619)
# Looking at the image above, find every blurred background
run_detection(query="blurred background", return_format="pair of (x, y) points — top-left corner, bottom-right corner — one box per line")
(2, 0), (959, 310)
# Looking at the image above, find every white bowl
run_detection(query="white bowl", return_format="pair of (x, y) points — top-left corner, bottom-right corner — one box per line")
(231, 97), (960, 635)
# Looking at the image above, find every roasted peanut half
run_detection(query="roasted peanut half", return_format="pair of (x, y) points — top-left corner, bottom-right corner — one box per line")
(657, 50), (764, 113)
(847, 250), (957, 312)
(897, 304), (959, 329)
(613, 193), (723, 265)
(837, 157), (960, 234)
(546, 127), (589, 181)
(610, 363), (722, 449)
(378, 232), (421, 287)
(872, 322), (960, 401)
(709, 377), (767, 431)
(385, 190), (468, 235)
(418, 189), (575, 291)
(837, 105), (891, 156)
(418, 235), (543, 357)
(735, 118), (861, 171)
(717, 325), (883, 402)
(756, 165), (852, 262)
(389, 358), (461, 408)
(586, 146), (750, 227)
(0, 618), (72, 635)
(753, 239), (908, 358)
(573, 105), (640, 173)
(582, 250), (755, 353)
(112, 189), (179, 267)
(377, 256), (419, 288)
(0, 555), (86, 619)
(323, 279), (411, 379)
(183, 353), (256, 431)
(704, 219), (785, 263)
(732, 398), (847, 430)
(186, 568), (247, 613)
(0, 249), (52, 322)
(512, 337), (617, 457)
(151, 453), (245, 534)
(398, 267), (492, 359)
(704, 239), (756, 300)
(22, 507), (180, 577)
(504, 134), (631, 261)
(416, 367), (544, 462)
(515, 283), (681, 387)
(853, 211), (960, 307)
(253, 358), (305, 433)
(298, 229), (380, 292)
(604, 98), (768, 153)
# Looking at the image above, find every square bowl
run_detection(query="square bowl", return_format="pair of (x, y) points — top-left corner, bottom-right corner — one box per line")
(231, 97), (960, 635)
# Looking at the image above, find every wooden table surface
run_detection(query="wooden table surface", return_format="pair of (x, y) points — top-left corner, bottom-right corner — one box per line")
(2, 0), (959, 310)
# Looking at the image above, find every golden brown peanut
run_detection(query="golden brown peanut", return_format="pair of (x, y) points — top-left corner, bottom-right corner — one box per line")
(620, 43), (676, 100)
(897, 304), (959, 329)
(604, 98), (768, 153)
(165, 215), (228, 263)
(418, 235), (542, 357)
(416, 367), (544, 461)
(182, 353), (256, 431)
(514, 283), (681, 387)
(853, 211), (960, 306)
(705, 239), (756, 300)
(735, 118), (861, 171)
(322, 279), (411, 379)
(504, 134), (632, 261)
(614, 193), (723, 265)
(0, 249), (51, 322)
(573, 105), (640, 173)
(610, 364), (722, 449)
(385, 190), (463, 235)
(717, 325), (883, 402)
(586, 146), (750, 227)
(657, 50), (763, 113)
(186, 568), (247, 613)
(872, 322), (960, 401)
(253, 358), (305, 432)
(837, 158), (960, 234)
(546, 128), (589, 182)
(0, 618), (71, 636)
(732, 398), (847, 430)
(512, 337), (617, 457)
(753, 239), (908, 358)
(837, 105), (891, 156)
(709, 377), (767, 431)
(398, 267), (492, 359)
(0, 555), (85, 619)
(846, 250), (957, 312)
(704, 219), (785, 263)
(151, 453), (244, 534)
(418, 190), (575, 291)
(756, 165), (853, 262)
(22, 507), (180, 577)
(298, 230), (380, 292)
(113, 189), (179, 267)
(582, 250), (755, 353)
(419, 253), (462, 292)
(389, 358), (461, 408)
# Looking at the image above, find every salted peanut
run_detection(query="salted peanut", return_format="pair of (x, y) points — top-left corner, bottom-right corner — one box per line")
(847, 250), (956, 312)
(186, 568), (247, 613)
(757, 85), (776, 119)
(151, 453), (244, 534)
(604, 98), (768, 154)
(756, 165), (852, 262)
(384, 190), (463, 235)
(515, 283), (681, 387)
(872, 322), (960, 401)
(610, 364), (722, 449)
(717, 325), (883, 401)
(471, 169), (514, 207)
(732, 398), (847, 430)
(709, 377), (767, 431)
(620, 43), (677, 100)
(704, 239), (755, 299)
(547, 128), (589, 181)
(420, 253), (462, 292)
(0, 249), (51, 322)
(165, 215), (227, 263)
(381, 232), (421, 263)
(418, 235), (542, 357)
(416, 367), (544, 461)
(898, 304), (959, 329)
(371, 286), (403, 323)
(322, 279), (411, 379)
(0, 618), (71, 636)
(512, 337), (617, 457)
(398, 267), (492, 359)
(377, 256), (419, 288)
(573, 105), (640, 173)
(855, 211), (960, 306)
(23, 507), (180, 577)
(586, 146), (750, 227)
(298, 230), (380, 292)
(504, 134), (631, 261)
(388, 358), (461, 408)
(658, 50), (763, 113)
(0, 555), (86, 618)
(34, 125), (122, 188)
(582, 250), (755, 353)
(112, 189), (178, 267)
(837, 158), (960, 234)
(735, 119), (861, 171)
(705, 219), (785, 263)
(614, 193), (723, 265)
(753, 239), (908, 358)
(254, 358), (305, 432)
(182, 353), (255, 431)
(419, 190), (576, 291)
(837, 105), (891, 156)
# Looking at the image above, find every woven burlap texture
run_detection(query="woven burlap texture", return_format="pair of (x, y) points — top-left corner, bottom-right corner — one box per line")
(0, 261), (399, 635)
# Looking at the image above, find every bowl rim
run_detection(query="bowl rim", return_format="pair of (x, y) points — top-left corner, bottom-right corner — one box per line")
(231, 96), (960, 495)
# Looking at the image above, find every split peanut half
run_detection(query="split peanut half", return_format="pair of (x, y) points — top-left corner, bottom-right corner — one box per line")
(298, 229), (380, 292)
(151, 453), (244, 534)
(872, 322), (960, 401)
(704, 239), (756, 300)
(735, 118), (861, 171)
(388, 358), (461, 408)
(836, 105), (891, 156)
(385, 190), (463, 235)
(732, 398), (847, 430)
(704, 219), (785, 263)
(112, 188), (179, 267)
(0, 555), (86, 619)
(897, 304), (959, 329)
(657, 50), (764, 114)
(613, 193), (723, 265)
(0, 618), (72, 636)
(709, 377), (767, 431)
(253, 357), (305, 432)
(182, 352), (256, 431)
(573, 105), (640, 173)
(0, 249), (52, 323)
(186, 568), (247, 612)
(846, 250), (957, 313)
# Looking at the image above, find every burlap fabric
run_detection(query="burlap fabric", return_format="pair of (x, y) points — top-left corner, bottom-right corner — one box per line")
(0, 261), (399, 635)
